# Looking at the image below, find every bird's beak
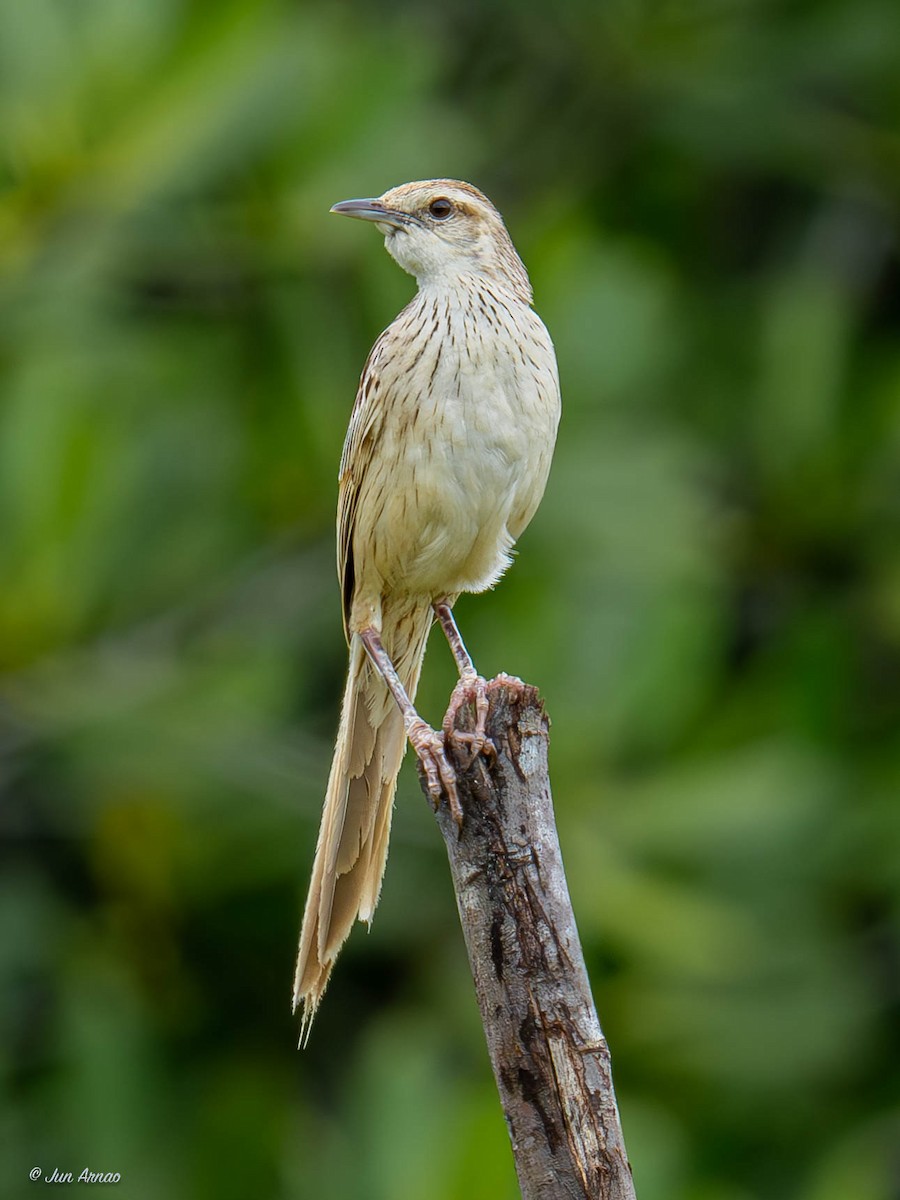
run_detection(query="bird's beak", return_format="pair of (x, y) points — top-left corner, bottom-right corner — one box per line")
(330, 198), (413, 230)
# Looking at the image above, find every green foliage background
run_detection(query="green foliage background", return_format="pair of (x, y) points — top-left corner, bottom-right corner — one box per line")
(2, 1), (899, 1197)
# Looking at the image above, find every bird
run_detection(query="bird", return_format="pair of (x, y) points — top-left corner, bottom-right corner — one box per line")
(293, 179), (561, 1036)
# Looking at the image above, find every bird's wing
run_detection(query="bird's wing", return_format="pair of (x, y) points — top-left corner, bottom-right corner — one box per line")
(337, 333), (389, 641)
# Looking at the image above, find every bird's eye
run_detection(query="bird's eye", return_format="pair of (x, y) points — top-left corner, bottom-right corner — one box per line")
(428, 198), (453, 220)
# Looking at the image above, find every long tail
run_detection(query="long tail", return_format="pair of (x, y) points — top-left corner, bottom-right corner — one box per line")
(293, 600), (432, 1036)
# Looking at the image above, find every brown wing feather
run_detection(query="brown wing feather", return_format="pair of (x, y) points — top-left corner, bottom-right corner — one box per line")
(336, 332), (391, 639)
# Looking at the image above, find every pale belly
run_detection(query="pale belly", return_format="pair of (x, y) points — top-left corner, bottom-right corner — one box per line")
(362, 317), (559, 599)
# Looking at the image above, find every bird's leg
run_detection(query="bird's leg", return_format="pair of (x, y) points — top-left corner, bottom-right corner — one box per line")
(433, 600), (495, 768)
(359, 626), (462, 826)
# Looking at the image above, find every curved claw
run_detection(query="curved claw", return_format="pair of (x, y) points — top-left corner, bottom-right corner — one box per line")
(407, 717), (463, 826)
(443, 675), (496, 770)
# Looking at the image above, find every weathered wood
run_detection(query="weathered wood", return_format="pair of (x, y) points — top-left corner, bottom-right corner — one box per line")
(426, 676), (636, 1200)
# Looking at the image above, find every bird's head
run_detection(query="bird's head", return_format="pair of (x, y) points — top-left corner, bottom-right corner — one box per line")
(330, 179), (532, 303)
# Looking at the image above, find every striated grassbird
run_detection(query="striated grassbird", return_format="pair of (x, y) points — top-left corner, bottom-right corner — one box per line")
(294, 180), (561, 1034)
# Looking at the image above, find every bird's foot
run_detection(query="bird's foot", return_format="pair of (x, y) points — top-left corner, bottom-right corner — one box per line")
(407, 717), (463, 827)
(443, 674), (497, 770)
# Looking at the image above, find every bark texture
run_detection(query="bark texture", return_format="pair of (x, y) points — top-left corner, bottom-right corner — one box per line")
(427, 676), (636, 1200)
